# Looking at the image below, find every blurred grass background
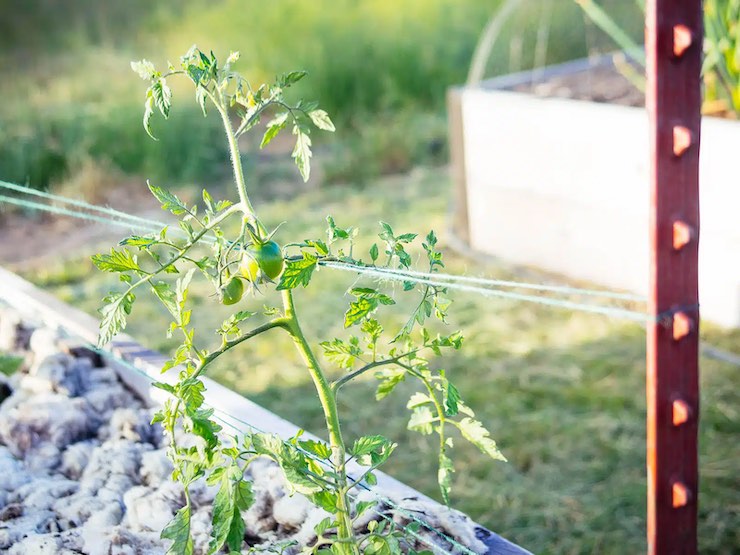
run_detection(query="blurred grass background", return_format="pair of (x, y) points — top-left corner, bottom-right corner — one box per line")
(0, 0), (643, 193)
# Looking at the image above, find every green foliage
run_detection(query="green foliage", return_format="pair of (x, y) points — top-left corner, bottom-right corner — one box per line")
(93, 46), (502, 553)
(576, 0), (740, 117)
(0, 355), (24, 376)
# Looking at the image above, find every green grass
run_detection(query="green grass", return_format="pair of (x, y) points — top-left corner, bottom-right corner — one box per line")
(0, 0), (644, 191)
(19, 168), (740, 554)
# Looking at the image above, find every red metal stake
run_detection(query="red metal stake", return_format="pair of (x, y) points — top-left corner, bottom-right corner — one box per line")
(645, 1), (702, 554)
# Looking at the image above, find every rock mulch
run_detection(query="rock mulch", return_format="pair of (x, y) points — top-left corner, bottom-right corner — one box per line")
(0, 307), (486, 554)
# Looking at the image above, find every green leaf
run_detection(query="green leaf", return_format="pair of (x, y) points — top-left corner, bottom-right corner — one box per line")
(457, 417), (506, 461)
(375, 367), (406, 400)
(151, 281), (178, 318)
(278, 70), (307, 87)
(344, 289), (395, 328)
(260, 112), (289, 148)
(407, 406), (435, 435)
(210, 479), (251, 553)
(233, 479), (253, 511)
(195, 85), (208, 115)
(314, 516), (334, 535)
(444, 381), (461, 417)
(97, 291), (135, 347)
(304, 239), (329, 256)
(189, 408), (221, 450)
(350, 435), (388, 458)
(438, 452), (454, 505)
(162, 505), (194, 555)
(310, 491), (339, 514)
(298, 439), (332, 460)
(344, 297), (376, 328)
(292, 128), (312, 182)
(143, 89), (157, 140)
(92, 248), (141, 273)
(210, 480), (235, 553)
(0, 355), (23, 376)
(320, 337), (362, 369)
(152, 79), (172, 118)
(119, 235), (157, 248)
(308, 109), (335, 132)
(369, 243), (379, 262)
(276, 252), (317, 290)
(148, 182), (189, 215)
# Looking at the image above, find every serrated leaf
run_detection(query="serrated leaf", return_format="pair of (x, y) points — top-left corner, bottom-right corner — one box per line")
(152, 79), (172, 118)
(298, 439), (332, 460)
(97, 291), (134, 347)
(457, 417), (506, 461)
(350, 435), (388, 458)
(304, 239), (329, 256)
(260, 112), (289, 148)
(408, 406), (435, 435)
(314, 516), (334, 535)
(276, 253), (317, 290)
(151, 281), (178, 318)
(162, 505), (194, 555)
(308, 109), (335, 132)
(375, 367), (406, 400)
(292, 130), (312, 182)
(119, 235), (157, 248)
(444, 382), (461, 417)
(92, 248), (141, 273)
(195, 85), (208, 115)
(209, 480), (235, 553)
(320, 337), (362, 369)
(143, 90), (156, 139)
(148, 182), (189, 215)
(438, 452), (454, 505)
(233, 480), (253, 511)
(210, 479), (250, 553)
(280, 70), (307, 86)
(310, 491), (339, 514)
(344, 297), (376, 328)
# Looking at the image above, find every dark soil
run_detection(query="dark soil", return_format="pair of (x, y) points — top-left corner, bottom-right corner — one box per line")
(513, 63), (645, 107)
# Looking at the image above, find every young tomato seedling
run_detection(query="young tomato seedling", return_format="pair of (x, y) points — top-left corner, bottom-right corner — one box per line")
(93, 46), (505, 554)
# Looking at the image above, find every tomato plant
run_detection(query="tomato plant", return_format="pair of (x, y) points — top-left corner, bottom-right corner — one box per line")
(92, 46), (504, 554)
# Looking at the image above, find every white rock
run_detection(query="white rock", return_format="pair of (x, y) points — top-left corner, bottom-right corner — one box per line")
(273, 492), (313, 529)
(60, 440), (97, 480)
(139, 449), (172, 485)
(0, 446), (31, 491)
(8, 533), (62, 554)
(29, 327), (63, 363)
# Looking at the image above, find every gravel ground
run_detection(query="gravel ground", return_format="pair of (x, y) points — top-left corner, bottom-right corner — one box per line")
(0, 307), (486, 554)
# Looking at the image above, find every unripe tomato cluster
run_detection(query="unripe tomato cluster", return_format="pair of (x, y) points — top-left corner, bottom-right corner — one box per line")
(218, 240), (284, 306)
(240, 240), (284, 281)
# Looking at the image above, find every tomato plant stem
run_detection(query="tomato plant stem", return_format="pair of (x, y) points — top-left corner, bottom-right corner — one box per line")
(211, 92), (258, 225)
(281, 289), (358, 552)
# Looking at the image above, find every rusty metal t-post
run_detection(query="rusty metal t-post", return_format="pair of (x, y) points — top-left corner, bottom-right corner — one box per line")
(645, 1), (702, 554)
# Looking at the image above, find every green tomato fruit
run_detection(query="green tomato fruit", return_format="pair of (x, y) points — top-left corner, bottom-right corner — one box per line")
(240, 240), (284, 281)
(220, 277), (244, 305)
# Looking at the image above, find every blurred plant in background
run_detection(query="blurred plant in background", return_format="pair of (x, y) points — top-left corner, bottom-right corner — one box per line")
(1, 0), (643, 194)
(576, 0), (740, 118)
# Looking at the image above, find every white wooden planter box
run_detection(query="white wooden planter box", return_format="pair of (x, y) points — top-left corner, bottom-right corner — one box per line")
(0, 266), (528, 554)
(448, 58), (740, 328)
